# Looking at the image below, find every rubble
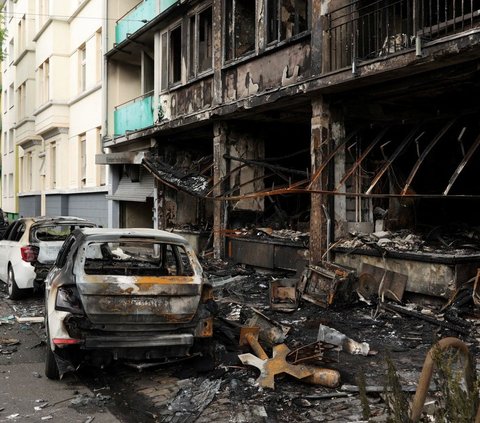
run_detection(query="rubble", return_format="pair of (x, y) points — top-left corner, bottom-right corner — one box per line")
(317, 325), (370, 356)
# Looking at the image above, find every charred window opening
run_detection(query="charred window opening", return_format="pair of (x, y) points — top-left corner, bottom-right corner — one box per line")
(267, 0), (308, 44)
(83, 241), (194, 277)
(225, 0), (256, 61)
(188, 7), (213, 80)
(226, 121), (311, 234)
(170, 26), (182, 84)
(161, 23), (183, 89)
(340, 114), (480, 232)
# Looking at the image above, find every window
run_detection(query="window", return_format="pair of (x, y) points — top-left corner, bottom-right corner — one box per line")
(38, 0), (49, 28)
(96, 29), (102, 82)
(225, 0), (256, 60)
(3, 90), (7, 112)
(8, 83), (13, 109)
(96, 128), (106, 186)
(8, 39), (13, 64)
(2, 132), (6, 156)
(38, 59), (50, 105)
(17, 83), (26, 120)
(188, 7), (213, 79)
(79, 134), (86, 186)
(161, 24), (183, 90)
(50, 142), (56, 188)
(25, 152), (32, 191)
(8, 173), (13, 198)
(266, 0), (308, 44)
(18, 15), (26, 54)
(169, 26), (182, 84)
(8, 129), (13, 152)
(78, 44), (86, 92)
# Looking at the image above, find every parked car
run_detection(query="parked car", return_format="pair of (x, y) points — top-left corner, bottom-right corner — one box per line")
(0, 208), (9, 239)
(0, 217), (97, 300)
(44, 228), (216, 379)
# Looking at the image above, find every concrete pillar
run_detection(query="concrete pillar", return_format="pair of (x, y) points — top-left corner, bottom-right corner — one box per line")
(331, 108), (348, 239)
(213, 122), (228, 258)
(310, 97), (331, 264)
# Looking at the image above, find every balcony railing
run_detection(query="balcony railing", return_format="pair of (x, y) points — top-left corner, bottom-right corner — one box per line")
(115, 0), (156, 45)
(114, 92), (154, 136)
(326, 0), (480, 72)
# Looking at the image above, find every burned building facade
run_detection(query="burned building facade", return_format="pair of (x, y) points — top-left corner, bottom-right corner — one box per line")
(101, 0), (480, 300)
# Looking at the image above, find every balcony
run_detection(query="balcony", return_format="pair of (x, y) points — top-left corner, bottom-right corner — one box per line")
(115, 0), (156, 45)
(326, 0), (480, 72)
(114, 92), (154, 136)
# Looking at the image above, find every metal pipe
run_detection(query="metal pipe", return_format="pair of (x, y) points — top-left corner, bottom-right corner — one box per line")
(410, 337), (477, 422)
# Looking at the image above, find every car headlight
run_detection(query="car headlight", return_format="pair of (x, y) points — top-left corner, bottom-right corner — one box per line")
(55, 286), (84, 315)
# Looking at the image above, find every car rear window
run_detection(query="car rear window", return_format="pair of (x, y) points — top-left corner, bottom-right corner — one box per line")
(32, 224), (95, 242)
(83, 240), (194, 277)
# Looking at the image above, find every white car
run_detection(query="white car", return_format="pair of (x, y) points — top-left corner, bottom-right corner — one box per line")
(0, 217), (97, 300)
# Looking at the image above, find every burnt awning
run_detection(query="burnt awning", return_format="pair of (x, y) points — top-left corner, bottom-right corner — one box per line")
(142, 153), (211, 198)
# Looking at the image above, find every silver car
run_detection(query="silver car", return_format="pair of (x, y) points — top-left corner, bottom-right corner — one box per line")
(44, 228), (215, 379)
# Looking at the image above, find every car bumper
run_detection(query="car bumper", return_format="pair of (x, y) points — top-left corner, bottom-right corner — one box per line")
(83, 334), (194, 349)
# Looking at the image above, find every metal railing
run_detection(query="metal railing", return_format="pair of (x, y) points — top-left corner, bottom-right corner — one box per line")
(326, 0), (480, 72)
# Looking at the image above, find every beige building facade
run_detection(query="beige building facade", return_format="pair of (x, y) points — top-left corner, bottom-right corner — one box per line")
(1, 0), (108, 225)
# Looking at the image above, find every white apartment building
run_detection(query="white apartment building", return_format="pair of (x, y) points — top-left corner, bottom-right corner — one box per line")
(1, 0), (108, 225)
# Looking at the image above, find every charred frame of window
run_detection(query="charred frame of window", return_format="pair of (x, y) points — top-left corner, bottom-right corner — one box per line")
(169, 26), (182, 84)
(267, 0), (308, 44)
(188, 6), (213, 79)
(225, 0), (256, 60)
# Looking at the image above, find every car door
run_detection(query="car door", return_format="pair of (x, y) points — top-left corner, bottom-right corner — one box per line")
(0, 221), (20, 282)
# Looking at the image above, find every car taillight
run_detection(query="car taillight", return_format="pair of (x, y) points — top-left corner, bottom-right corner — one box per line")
(20, 245), (39, 262)
(52, 338), (83, 346)
(55, 285), (84, 315)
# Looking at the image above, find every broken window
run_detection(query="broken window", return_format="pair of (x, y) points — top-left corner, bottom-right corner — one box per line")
(83, 241), (194, 277)
(169, 26), (182, 84)
(161, 24), (182, 89)
(188, 6), (213, 79)
(225, 0), (256, 61)
(267, 0), (308, 44)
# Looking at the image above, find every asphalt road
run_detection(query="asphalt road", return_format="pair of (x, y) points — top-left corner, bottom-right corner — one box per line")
(0, 290), (123, 423)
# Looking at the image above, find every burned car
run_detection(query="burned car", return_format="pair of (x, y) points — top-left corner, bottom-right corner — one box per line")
(44, 228), (215, 379)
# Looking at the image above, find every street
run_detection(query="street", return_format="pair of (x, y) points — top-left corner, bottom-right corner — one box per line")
(0, 266), (479, 423)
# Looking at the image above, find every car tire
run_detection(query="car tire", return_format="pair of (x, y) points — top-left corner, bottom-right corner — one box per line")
(45, 326), (60, 380)
(7, 266), (23, 300)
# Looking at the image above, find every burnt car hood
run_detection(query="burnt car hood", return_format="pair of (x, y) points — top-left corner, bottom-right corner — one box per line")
(76, 274), (202, 325)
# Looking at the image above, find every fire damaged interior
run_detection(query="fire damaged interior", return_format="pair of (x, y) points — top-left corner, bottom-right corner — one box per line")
(101, 0), (480, 304)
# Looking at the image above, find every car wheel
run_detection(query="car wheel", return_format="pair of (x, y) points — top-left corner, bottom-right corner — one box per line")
(45, 326), (60, 380)
(7, 266), (23, 300)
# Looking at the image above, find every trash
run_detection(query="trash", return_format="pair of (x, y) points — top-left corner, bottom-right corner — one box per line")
(32, 372), (42, 378)
(41, 416), (53, 421)
(298, 262), (357, 308)
(358, 263), (407, 302)
(0, 338), (20, 346)
(0, 315), (15, 325)
(317, 324), (370, 356)
(15, 316), (44, 324)
(211, 275), (247, 288)
(286, 340), (337, 365)
(84, 417), (95, 423)
(6, 414), (20, 420)
(238, 326), (341, 389)
(245, 308), (289, 344)
(381, 303), (471, 335)
(160, 378), (221, 421)
(269, 278), (299, 312)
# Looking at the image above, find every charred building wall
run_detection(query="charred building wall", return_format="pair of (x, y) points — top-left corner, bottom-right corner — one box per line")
(105, 0), (480, 296)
